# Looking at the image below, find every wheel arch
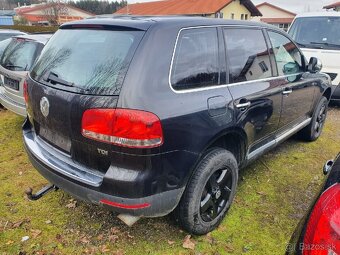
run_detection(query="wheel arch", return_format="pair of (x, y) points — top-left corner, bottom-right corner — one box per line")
(322, 87), (332, 101)
(176, 128), (248, 215)
(201, 128), (248, 167)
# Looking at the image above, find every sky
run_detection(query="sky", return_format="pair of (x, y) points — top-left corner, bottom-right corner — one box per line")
(126, 0), (336, 13)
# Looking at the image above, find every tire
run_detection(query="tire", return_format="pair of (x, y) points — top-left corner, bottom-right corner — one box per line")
(299, 96), (328, 141)
(175, 148), (238, 235)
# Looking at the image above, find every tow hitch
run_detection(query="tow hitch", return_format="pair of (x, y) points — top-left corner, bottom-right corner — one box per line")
(25, 184), (59, 201)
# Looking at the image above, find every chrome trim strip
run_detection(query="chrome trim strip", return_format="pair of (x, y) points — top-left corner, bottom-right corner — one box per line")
(0, 89), (25, 108)
(24, 130), (104, 187)
(247, 118), (312, 161)
(247, 140), (276, 161)
(276, 118), (311, 143)
(168, 25), (303, 94)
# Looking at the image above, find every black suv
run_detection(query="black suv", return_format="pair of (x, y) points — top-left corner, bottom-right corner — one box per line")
(23, 16), (332, 235)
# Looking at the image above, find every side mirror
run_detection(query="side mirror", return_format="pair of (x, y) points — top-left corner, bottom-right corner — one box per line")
(323, 160), (334, 175)
(308, 57), (322, 73)
(283, 62), (299, 75)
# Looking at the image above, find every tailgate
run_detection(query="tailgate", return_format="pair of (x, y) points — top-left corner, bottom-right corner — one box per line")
(28, 79), (118, 173)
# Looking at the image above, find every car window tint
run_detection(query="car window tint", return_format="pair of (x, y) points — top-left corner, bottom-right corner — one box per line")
(171, 28), (219, 90)
(1, 39), (38, 71)
(31, 29), (144, 95)
(0, 33), (20, 41)
(289, 17), (340, 49)
(0, 38), (11, 56)
(268, 31), (303, 76)
(224, 28), (272, 84)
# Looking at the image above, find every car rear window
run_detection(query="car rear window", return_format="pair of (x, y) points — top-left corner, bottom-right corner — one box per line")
(31, 29), (144, 95)
(1, 38), (40, 71)
(0, 38), (11, 56)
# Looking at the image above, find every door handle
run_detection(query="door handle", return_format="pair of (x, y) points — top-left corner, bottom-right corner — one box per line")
(236, 101), (251, 109)
(282, 89), (293, 95)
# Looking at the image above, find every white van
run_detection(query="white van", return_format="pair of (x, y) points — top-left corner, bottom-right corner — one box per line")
(289, 12), (340, 104)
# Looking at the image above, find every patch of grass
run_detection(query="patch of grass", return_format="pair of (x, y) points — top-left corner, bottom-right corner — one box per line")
(0, 108), (340, 254)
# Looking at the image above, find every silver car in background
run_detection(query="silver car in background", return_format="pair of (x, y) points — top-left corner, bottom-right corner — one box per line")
(0, 34), (52, 116)
(0, 29), (26, 42)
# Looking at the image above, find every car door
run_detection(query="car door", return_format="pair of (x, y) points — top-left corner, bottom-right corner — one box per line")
(223, 27), (282, 156)
(267, 30), (316, 132)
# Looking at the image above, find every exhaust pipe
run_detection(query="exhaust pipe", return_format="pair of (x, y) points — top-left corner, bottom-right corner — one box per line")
(117, 214), (141, 227)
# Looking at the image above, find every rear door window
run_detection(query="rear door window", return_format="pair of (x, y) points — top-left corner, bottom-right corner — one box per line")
(31, 29), (144, 95)
(170, 27), (220, 90)
(1, 39), (39, 71)
(224, 28), (273, 83)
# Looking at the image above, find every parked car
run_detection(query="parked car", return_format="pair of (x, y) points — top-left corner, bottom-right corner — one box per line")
(23, 17), (332, 235)
(0, 34), (52, 116)
(289, 12), (340, 104)
(0, 29), (26, 42)
(0, 38), (11, 57)
(0, 38), (11, 87)
(287, 154), (340, 255)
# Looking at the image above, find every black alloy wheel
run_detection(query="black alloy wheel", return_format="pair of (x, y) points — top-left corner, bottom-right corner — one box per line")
(200, 168), (233, 222)
(314, 103), (327, 136)
(175, 148), (238, 235)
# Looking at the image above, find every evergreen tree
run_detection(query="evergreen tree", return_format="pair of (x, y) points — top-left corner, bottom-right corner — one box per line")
(68, 0), (127, 15)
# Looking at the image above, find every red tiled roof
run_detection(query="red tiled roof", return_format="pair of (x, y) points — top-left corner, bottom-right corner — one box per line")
(323, 1), (340, 9)
(256, 2), (296, 16)
(260, 17), (294, 24)
(15, 3), (94, 16)
(21, 14), (83, 22)
(115, 0), (262, 16)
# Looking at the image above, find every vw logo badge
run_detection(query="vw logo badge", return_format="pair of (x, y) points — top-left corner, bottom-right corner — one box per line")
(40, 97), (50, 118)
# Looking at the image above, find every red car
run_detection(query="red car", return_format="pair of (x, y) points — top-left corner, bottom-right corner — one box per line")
(287, 154), (340, 254)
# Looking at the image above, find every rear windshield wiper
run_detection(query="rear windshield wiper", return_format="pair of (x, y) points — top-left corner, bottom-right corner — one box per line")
(43, 71), (74, 87)
(310, 42), (340, 48)
(43, 71), (88, 91)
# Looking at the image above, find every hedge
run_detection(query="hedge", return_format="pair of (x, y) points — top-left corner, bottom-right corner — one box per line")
(0, 25), (58, 33)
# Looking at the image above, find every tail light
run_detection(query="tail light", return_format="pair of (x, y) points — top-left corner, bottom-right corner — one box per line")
(23, 80), (28, 104)
(302, 183), (340, 255)
(81, 109), (163, 148)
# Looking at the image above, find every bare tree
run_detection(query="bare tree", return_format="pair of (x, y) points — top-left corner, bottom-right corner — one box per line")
(42, 0), (69, 26)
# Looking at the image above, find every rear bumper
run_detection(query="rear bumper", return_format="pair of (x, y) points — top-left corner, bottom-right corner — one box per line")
(23, 119), (188, 217)
(0, 86), (26, 116)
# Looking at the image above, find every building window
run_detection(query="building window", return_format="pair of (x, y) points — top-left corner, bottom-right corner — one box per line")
(278, 23), (290, 31)
(241, 14), (244, 20)
(231, 13), (235, 19)
(245, 14), (248, 20)
(215, 12), (224, 19)
(259, 61), (269, 72)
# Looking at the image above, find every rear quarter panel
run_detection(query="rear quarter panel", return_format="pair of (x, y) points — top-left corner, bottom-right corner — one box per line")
(118, 24), (235, 155)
